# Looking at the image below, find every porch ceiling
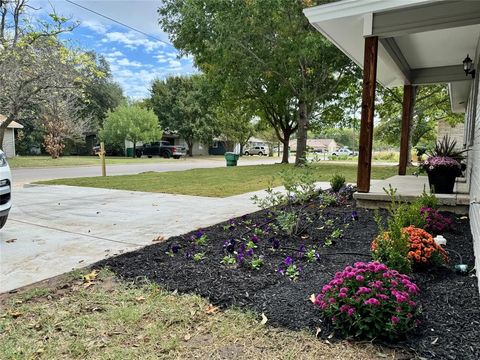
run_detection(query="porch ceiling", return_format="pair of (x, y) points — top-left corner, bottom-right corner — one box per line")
(304, 0), (480, 113)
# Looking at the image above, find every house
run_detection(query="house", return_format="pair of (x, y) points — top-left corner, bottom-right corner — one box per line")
(0, 115), (23, 157)
(289, 138), (337, 153)
(304, 0), (480, 290)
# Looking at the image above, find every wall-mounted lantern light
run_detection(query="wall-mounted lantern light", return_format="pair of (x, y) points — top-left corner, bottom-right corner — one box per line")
(463, 54), (475, 78)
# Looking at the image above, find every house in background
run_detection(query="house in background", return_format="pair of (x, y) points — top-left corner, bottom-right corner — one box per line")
(305, 0), (480, 291)
(289, 138), (337, 153)
(0, 115), (23, 157)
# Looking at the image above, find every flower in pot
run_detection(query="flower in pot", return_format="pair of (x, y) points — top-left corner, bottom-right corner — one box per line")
(420, 135), (467, 194)
(420, 155), (461, 194)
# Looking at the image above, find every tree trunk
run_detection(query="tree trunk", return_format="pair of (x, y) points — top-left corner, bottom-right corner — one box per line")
(281, 131), (291, 164)
(132, 141), (136, 158)
(295, 100), (308, 166)
(187, 139), (193, 157)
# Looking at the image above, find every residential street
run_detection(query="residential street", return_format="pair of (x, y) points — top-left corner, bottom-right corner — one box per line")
(10, 156), (282, 188)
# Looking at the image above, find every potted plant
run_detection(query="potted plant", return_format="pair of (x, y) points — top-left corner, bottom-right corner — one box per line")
(420, 135), (466, 194)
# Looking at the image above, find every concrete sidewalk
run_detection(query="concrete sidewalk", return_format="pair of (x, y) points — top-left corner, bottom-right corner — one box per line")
(1, 183), (334, 293)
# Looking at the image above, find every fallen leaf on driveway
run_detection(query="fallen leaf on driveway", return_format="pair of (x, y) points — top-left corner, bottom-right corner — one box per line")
(6, 238), (16, 243)
(309, 293), (316, 303)
(152, 235), (165, 242)
(260, 312), (268, 325)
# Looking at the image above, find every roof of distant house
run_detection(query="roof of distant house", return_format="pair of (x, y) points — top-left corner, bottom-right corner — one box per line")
(289, 138), (336, 149)
(0, 115), (24, 129)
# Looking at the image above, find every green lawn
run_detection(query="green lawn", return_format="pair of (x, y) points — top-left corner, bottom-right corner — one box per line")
(38, 163), (408, 197)
(7, 156), (174, 169)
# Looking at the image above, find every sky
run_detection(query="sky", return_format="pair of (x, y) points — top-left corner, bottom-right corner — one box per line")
(30, 0), (196, 99)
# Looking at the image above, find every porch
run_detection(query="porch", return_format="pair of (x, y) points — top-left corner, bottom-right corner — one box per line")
(353, 175), (470, 215)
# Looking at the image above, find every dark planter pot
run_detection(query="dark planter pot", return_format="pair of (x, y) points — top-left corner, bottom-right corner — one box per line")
(427, 168), (457, 194)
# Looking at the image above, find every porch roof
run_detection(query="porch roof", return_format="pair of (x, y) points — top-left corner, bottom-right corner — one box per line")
(304, 0), (480, 113)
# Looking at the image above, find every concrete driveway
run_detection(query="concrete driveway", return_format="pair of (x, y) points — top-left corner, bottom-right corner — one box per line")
(0, 185), (265, 293)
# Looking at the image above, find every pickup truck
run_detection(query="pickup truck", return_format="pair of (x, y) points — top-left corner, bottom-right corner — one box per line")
(135, 141), (187, 159)
(331, 147), (358, 157)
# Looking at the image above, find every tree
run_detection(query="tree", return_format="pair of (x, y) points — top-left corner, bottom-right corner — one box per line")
(158, 0), (356, 165)
(100, 104), (161, 158)
(40, 94), (90, 158)
(0, 0), (82, 149)
(81, 52), (125, 130)
(214, 100), (255, 154)
(375, 84), (464, 149)
(149, 75), (217, 156)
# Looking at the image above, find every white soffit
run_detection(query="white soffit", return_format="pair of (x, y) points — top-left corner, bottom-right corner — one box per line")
(396, 24), (480, 69)
(449, 81), (471, 113)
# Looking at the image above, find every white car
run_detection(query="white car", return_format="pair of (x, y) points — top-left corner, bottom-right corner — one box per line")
(0, 150), (11, 229)
(244, 145), (268, 156)
(331, 147), (357, 157)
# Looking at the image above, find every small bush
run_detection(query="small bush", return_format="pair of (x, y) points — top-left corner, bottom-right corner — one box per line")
(314, 261), (420, 340)
(372, 226), (448, 269)
(330, 174), (346, 192)
(371, 230), (411, 274)
(421, 207), (454, 235)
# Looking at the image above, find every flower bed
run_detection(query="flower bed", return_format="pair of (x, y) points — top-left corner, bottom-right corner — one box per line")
(98, 199), (479, 360)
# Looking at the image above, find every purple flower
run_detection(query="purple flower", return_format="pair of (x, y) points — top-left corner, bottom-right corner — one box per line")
(351, 211), (359, 221)
(246, 248), (254, 257)
(355, 275), (365, 282)
(171, 243), (180, 254)
(251, 234), (259, 243)
(196, 230), (204, 238)
(356, 287), (371, 295)
(347, 308), (355, 316)
(272, 238), (280, 250)
(236, 252), (245, 264)
(364, 298), (380, 306)
(223, 239), (236, 254)
(284, 256), (294, 266)
(391, 316), (399, 324)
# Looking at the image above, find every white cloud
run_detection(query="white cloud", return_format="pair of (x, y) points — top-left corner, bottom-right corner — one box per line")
(116, 58), (143, 67)
(81, 19), (108, 34)
(102, 31), (165, 52)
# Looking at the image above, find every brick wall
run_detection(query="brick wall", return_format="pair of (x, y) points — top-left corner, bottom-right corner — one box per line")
(437, 120), (465, 148)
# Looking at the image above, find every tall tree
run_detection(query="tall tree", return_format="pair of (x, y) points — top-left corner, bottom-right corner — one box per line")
(100, 104), (161, 158)
(81, 52), (125, 131)
(375, 84), (464, 148)
(149, 75), (217, 156)
(0, 0), (94, 149)
(158, 0), (356, 165)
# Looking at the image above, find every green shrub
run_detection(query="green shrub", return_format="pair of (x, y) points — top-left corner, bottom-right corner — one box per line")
(330, 174), (346, 192)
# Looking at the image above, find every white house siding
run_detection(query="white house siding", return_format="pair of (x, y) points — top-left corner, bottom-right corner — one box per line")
(2, 128), (16, 157)
(468, 38), (480, 291)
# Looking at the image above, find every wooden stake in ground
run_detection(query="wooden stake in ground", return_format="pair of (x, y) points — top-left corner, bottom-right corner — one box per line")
(99, 142), (106, 177)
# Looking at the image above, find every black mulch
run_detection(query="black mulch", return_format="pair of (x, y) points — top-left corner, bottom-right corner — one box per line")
(96, 200), (480, 360)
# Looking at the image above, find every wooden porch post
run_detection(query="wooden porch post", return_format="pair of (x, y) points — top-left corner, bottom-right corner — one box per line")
(357, 36), (378, 193)
(399, 85), (416, 175)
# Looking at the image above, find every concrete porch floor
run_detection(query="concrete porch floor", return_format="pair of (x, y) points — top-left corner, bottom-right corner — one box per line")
(354, 175), (470, 214)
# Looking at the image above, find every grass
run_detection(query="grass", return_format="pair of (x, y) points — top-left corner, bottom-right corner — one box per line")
(0, 269), (397, 360)
(37, 163), (410, 197)
(7, 156), (174, 169)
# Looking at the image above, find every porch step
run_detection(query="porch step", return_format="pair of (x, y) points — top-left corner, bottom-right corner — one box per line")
(354, 175), (470, 215)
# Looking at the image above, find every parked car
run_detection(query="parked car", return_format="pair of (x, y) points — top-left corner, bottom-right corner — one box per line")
(244, 145), (268, 156)
(331, 147), (358, 157)
(0, 150), (11, 229)
(135, 141), (187, 159)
